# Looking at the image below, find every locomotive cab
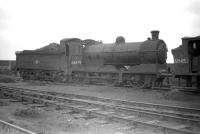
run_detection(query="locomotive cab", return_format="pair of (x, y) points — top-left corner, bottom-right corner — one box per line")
(172, 36), (200, 88)
(188, 38), (200, 73)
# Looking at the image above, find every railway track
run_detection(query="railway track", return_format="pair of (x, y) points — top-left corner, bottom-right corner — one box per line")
(0, 85), (200, 134)
(153, 86), (200, 94)
(0, 119), (36, 134)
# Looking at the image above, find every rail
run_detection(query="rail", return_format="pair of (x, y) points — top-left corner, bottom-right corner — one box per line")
(0, 85), (199, 134)
(0, 119), (36, 134)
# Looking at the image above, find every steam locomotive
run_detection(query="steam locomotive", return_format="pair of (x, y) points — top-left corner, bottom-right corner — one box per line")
(172, 36), (200, 88)
(16, 31), (168, 88)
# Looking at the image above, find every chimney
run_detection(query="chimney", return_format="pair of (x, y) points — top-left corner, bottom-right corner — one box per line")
(151, 30), (159, 40)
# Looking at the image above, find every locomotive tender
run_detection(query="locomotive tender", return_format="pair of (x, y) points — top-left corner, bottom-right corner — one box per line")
(0, 60), (15, 70)
(172, 36), (200, 88)
(16, 31), (168, 88)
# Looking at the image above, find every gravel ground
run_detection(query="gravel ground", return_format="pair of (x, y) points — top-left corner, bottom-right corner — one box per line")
(1, 80), (200, 109)
(0, 74), (200, 134)
(0, 99), (155, 134)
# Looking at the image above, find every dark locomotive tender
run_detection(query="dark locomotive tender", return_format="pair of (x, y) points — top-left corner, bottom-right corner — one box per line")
(0, 60), (15, 70)
(172, 36), (200, 88)
(16, 31), (168, 88)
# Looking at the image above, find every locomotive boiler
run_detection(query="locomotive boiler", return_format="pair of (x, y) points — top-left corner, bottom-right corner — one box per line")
(16, 31), (168, 88)
(83, 31), (166, 66)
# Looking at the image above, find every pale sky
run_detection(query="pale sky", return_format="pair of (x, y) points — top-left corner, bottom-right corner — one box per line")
(0, 0), (200, 63)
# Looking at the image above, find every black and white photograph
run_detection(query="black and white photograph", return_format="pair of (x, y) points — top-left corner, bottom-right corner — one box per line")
(0, 0), (200, 133)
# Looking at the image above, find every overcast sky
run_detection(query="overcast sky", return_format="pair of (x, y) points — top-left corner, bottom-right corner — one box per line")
(0, 0), (200, 63)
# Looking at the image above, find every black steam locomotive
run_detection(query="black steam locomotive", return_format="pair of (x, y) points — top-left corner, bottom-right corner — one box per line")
(16, 31), (168, 88)
(172, 36), (200, 88)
